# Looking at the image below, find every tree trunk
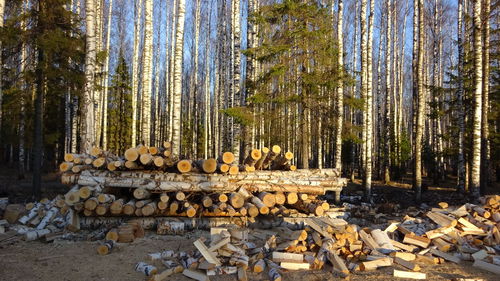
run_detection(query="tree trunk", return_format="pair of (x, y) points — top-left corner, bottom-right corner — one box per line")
(414, 0), (425, 202)
(80, 0), (97, 153)
(480, 0), (490, 195)
(334, 0), (344, 172)
(232, 0), (241, 163)
(384, 0), (392, 184)
(140, 0), (153, 146)
(0, 0), (4, 150)
(471, 0), (483, 197)
(131, 0), (143, 148)
(171, 0), (186, 155)
(102, 0), (113, 151)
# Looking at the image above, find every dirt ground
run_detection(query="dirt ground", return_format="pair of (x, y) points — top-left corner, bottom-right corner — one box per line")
(0, 230), (498, 281)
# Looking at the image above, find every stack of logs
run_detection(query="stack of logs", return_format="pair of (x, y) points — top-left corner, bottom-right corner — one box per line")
(59, 143), (296, 175)
(58, 142), (345, 219)
(127, 196), (500, 281)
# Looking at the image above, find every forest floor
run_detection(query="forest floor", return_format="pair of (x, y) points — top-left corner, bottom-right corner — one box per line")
(0, 166), (499, 281)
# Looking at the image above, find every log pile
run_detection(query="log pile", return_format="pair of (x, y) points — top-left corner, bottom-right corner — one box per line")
(57, 144), (346, 219)
(127, 196), (500, 280)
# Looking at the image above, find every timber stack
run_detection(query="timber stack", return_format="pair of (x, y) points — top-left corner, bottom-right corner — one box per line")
(129, 196), (500, 280)
(57, 143), (346, 219)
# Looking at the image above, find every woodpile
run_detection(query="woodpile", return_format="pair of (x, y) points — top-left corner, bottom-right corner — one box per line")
(125, 196), (500, 280)
(55, 144), (345, 219)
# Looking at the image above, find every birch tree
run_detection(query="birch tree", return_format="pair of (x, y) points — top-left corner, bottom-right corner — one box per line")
(334, 0), (344, 171)
(0, 0), (5, 147)
(480, 0), (490, 194)
(131, 0), (143, 147)
(456, 0), (465, 192)
(384, 0), (392, 184)
(171, 0), (186, 155)
(141, 0), (153, 146)
(232, 0), (242, 162)
(414, 0), (425, 202)
(81, 0), (97, 153)
(102, 0), (113, 150)
(471, 0), (483, 197)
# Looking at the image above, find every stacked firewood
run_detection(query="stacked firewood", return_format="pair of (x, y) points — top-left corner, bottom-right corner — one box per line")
(59, 143), (297, 174)
(128, 197), (500, 280)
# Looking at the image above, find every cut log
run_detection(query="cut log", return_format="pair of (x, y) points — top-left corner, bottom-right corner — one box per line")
(193, 238), (221, 266)
(90, 147), (102, 157)
(244, 203), (259, 218)
(275, 192), (286, 205)
(229, 164), (239, 175)
(220, 152), (235, 164)
(473, 260), (500, 274)
(79, 186), (101, 199)
(230, 193), (245, 209)
(110, 199), (125, 215)
(280, 262), (310, 270)
(59, 162), (74, 172)
(327, 251), (349, 274)
(72, 165), (91, 173)
(97, 193), (115, 203)
(25, 229), (51, 241)
(251, 197), (269, 215)
(153, 156), (164, 167)
(150, 266), (183, 281)
(133, 188), (151, 200)
(92, 157), (106, 168)
(182, 269), (209, 281)
(142, 202), (157, 216)
(122, 200), (136, 215)
(429, 248), (461, 263)
(254, 259), (266, 273)
(272, 252), (303, 263)
(135, 262), (158, 276)
(237, 266), (247, 281)
(197, 158), (217, 173)
(262, 145), (281, 169)
(394, 257), (421, 271)
(177, 160), (192, 173)
(105, 228), (119, 241)
(125, 160), (140, 169)
(139, 154), (154, 166)
(202, 196), (213, 208)
(244, 149), (262, 167)
(254, 147), (269, 170)
(403, 234), (431, 248)
(175, 191), (186, 201)
(359, 257), (393, 271)
(157, 201), (168, 210)
(217, 163), (230, 173)
(97, 240), (114, 255)
(393, 269), (426, 280)
(95, 204), (109, 216)
(259, 192), (276, 208)
(371, 229), (396, 253)
(286, 192), (298, 204)
(84, 197), (99, 211)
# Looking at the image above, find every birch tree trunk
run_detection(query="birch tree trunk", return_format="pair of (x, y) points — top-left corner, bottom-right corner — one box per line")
(364, 0), (374, 200)
(456, 0), (465, 192)
(141, 0), (153, 146)
(471, 0), (483, 197)
(384, 0), (392, 184)
(18, 0), (28, 175)
(94, 0), (103, 147)
(334, 0), (344, 171)
(232, 0), (241, 163)
(172, 0), (186, 155)
(102, 0), (113, 150)
(360, 0), (368, 198)
(131, 0), (143, 148)
(414, 0), (425, 202)
(480, 0), (490, 195)
(81, 0), (97, 153)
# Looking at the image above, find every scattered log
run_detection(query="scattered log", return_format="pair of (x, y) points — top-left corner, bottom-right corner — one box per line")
(97, 240), (115, 255)
(135, 262), (158, 276)
(393, 269), (426, 280)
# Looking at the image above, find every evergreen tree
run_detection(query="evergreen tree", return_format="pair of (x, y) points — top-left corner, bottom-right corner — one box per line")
(107, 53), (132, 156)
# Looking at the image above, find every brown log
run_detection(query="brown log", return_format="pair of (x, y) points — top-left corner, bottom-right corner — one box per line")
(84, 157), (93, 165)
(229, 164), (239, 175)
(185, 203), (198, 218)
(286, 192), (298, 204)
(195, 158), (217, 173)
(133, 188), (151, 200)
(169, 201), (180, 214)
(59, 162), (73, 172)
(137, 145), (149, 155)
(157, 201), (168, 210)
(244, 203), (259, 217)
(71, 165), (91, 173)
(124, 147), (139, 161)
(177, 160), (192, 173)
(64, 153), (85, 162)
(84, 197), (99, 211)
(95, 204), (109, 216)
(97, 193), (115, 203)
(254, 147), (270, 170)
(230, 193), (245, 209)
(271, 152), (293, 170)
(258, 192), (276, 208)
(202, 196), (213, 208)
(262, 145), (281, 169)
(110, 199), (125, 215)
(148, 147), (159, 155)
(251, 197), (269, 214)
(92, 157), (106, 168)
(140, 154), (154, 165)
(175, 191), (186, 201)
(79, 186), (101, 199)
(291, 200), (323, 216)
(244, 149), (262, 167)
(135, 199), (152, 208)
(275, 192), (286, 205)
(90, 147), (103, 157)
(125, 160), (140, 169)
(123, 200), (136, 215)
(219, 152), (235, 164)
(107, 162), (117, 171)
(97, 240), (114, 255)
(142, 202), (157, 216)
(217, 163), (230, 173)
(153, 156), (165, 167)
(105, 229), (119, 241)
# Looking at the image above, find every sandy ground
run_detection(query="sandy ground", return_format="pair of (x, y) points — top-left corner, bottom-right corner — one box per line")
(0, 230), (498, 281)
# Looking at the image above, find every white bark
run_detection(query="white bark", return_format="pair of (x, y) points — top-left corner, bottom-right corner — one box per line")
(102, 0), (113, 151)
(232, 0), (241, 163)
(480, 0), (490, 193)
(131, 0), (143, 147)
(384, 0), (392, 183)
(141, 0), (153, 146)
(334, 0), (344, 171)
(81, 0), (97, 153)
(414, 0), (425, 202)
(171, 0), (186, 155)
(471, 0), (482, 197)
